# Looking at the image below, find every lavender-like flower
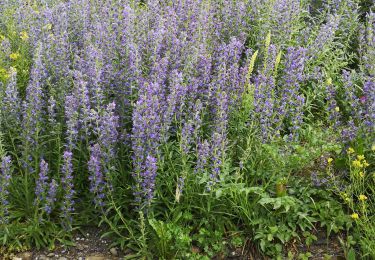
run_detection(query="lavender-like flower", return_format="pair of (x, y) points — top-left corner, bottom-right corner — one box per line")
(0, 156), (12, 224)
(0, 38), (11, 57)
(326, 82), (341, 127)
(97, 102), (119, 160)
(308, 14), (340, 59)
(270, 0), (302, 44)
(281, 47), (307, 141)
(363, 12), (375, 77)
(35, 159), (49, 205)
(2, 68), (21, 125)
(65, 94), (80, 148)
(131, 81), (163, 206)
(61, 150), (75, 228)
(45, 179), (58, 215)
(88, 144), (106, 208)
(195, 140), (210, 175)
(362, 79), (375, 132)
(48, 95), (57, 125)
(141, 155), (158, 205)
(209, 91), (229, 186)
(73, 70), (92, 137)
(180, 121), (194, 155)
(23, 42), (47, 147)
(253, 73), (276, 141)
(252, 44), (277, 141)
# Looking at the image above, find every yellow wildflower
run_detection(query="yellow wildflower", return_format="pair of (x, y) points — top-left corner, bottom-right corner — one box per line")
(9, 52), (20, 60)
(372, 144), (375, 151)
(359, 171), (365, 178)
(352, 160), (362, 168)
(357, 155), (365, 161)
(327, 158), (333, 164)
(342, 193), (350, 202)
(20, 31), (29, 41)
(0, 68), (9, 79)
(335, 107), (340, 112)
(327, 77), (332, 85)
(347, 147), (355, 154)
(363, 161), (369, 167)
(351, 213), (359, 220)
(359, 195), (367, 201)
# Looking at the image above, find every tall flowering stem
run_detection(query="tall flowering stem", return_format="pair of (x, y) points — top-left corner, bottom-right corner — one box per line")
(60, 150), (75, 229)
(0, 156), (12, 224)
(22, 42), (46, 147)
(282, 47), (306, 141)
(34, 159), (49, 207)
(2, 68), (21, 127)
(88, 143), (106, 209)
(209, 91), (229, 188)
(96, 102), (119, 161)
(131, 82), (163, 208)
(45, 179), (58, 215)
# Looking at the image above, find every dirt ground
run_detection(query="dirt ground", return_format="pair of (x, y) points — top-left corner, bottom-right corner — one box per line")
(4, 227), (344, 260)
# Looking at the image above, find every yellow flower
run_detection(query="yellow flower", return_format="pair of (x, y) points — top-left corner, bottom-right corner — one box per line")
(327, 158), (333, 164)
(352, 160), (362, 168)
(0, 34), (4, 41)
(363, 161), (369, 167)
(335, 106), (340, 112)
(351, 213), (359, 220)
(20, 31), (29, 41)
(359, 195), (367, 201)
(359, 171), (365, 178)
(9, 52), (20, 60)
(347, 147), (355, 154)
(372, 144), (375, 151)
(357, 155), (365, 161)
(0, 68), (9, 79)
(326, 77), (332, 85)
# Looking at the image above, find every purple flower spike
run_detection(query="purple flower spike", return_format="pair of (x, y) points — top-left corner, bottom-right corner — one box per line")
(88, 144), (106, 208)
(0, 156), (12, 224)
(61, 150), (75, 227)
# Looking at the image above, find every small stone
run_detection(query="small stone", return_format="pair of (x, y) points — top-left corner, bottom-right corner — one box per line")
(37, 256), (50, 260)
(18, 252), (33, 260)
(47, 253), (54, 257)
(78, 257), (83, 260)
(110, 247), (118, 256)
(77, 244), (85, 251)
(58, 257), (68, 260)
(86, 255), (107, 260)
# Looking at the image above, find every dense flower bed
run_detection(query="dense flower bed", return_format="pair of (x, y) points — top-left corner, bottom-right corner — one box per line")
(0, 0), (374, 258)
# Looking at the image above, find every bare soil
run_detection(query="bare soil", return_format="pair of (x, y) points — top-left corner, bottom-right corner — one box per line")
(5, 227), (344, 260)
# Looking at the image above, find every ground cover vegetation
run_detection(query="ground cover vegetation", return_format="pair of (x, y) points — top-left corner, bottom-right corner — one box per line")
(0, 0), (374, 258)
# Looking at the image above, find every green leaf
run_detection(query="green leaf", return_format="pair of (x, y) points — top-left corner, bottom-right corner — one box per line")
(347, 248), (356, 260)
